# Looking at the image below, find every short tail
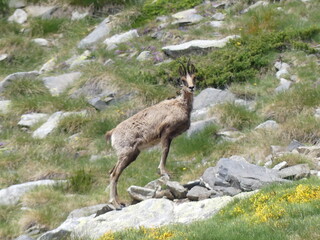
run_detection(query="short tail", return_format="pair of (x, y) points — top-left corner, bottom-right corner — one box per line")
(105, 129), (114, 142)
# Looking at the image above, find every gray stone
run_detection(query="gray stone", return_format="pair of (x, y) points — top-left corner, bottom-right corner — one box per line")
(287, 140), (304, 152)
(186, 186), (211, 201)
(18, 113), (49, 128)
(0, 180), (63, 205)
(315, 108), (320, 119)
(14, 235), (34, 240)
(39, 58), (56, 74)
(9, 0), (26, 8)
(65, 50), (91, 68)
(215, 157), (284, 191)
(212, 12), (225, 21)
(0, 100), (11, 114)
(127, 185), (156, 201)
(162, 35), (239, 58)
(145, 176), (168, 190)
(272, 161), (288, 171)
(255, 120), (279, 130)
(213, 186), (241, 196)
(187, 117), (217, 136)
(242, 1), (269, 13)
(71, 10), (89, 21)
(67, 204), (108, 219)
(103, 29), (139, 50)
(32, 38), (49, 47)
(172, 9), (203, 25)
(78, 17), (113, 49)
(275, 78), (292, 93)
(0, 54), (8, 62)
(278, 164), (310, 180)
(43, 72), (82, 96)
(25, 5), (58, 19)
(209, 21), (224, 28)
(0, 71), (39, 93)
(275, 62), (290, 79)
(191, 107), (210, 121)
(88, 96), (113, 111)
(136, 51), (153, 61)
(183, 180), (201, 190)
(8, 9), (27, 24)
(296, 146), (320, 158)
(166, 181), (187, 199)
(193, 88), (235, 111)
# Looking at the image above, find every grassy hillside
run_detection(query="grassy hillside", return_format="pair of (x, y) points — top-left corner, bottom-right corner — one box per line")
(1, 0), (320, 239)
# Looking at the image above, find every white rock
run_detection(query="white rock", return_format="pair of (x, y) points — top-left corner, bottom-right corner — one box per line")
(32, 111), (64, 139)
(103, 29), (139, 49)
(32, 38), (49, 46)
(78, 17), (113, 49)
(71, 10), (89, 21)
(275, 62), (290, 79)
(0, 180), (64, 205)
(8, 0), (26, 8)
(8, 9), (28, 24)
(0, 100), (11, 114)
(212, 12), (225, 21)
(272, 161), (288, 171)
(209, 21), (224, 28)
(315, 108), (320, 118)
(40, 58), (56, 74)
(172, 9), (203, 25)
(172, 9), (197, 19)
(275, 78), (292, 93)
(255, 120), (279, 130)
(136, 51), (152, 61)
(0, 54), (8, 62)
(18, 113), (49, 128)
(25, 5), (58, 18)
(42, 72), (82, 96)
(242, 1), (269, 13)
(162, 35), (239, 58)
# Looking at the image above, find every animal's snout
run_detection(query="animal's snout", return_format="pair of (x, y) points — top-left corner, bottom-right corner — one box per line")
(189, 86), (195, 92)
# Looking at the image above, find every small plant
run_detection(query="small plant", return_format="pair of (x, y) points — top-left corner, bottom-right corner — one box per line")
(272, 153), (314, 169)
(57, 114), (89, 135)
(29, 18), (67, 37)
(69, 169), (94, 193)
(3, 78), (49, 98)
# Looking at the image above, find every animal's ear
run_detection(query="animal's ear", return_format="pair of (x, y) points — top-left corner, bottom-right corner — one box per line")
(179, 65), (186, 76)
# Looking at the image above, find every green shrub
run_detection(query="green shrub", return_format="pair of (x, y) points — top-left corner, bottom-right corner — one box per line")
(0, 0), (8, 16)
(69, 169), (93, 193)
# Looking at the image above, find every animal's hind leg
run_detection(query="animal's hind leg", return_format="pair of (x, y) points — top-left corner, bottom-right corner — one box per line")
(109, 148), (140, 209)
(158, 137), (172, 178)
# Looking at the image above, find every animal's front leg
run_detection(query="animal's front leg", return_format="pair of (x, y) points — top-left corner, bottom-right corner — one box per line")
(158, 138), (172, 178)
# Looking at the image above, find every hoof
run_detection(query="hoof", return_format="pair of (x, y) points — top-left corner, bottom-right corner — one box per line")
(109, 200), (125, 210)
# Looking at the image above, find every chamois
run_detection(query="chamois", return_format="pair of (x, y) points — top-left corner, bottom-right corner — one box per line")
(105, 61), (197, 209)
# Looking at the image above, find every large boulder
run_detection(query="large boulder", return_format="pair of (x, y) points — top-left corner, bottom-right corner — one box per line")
(162, 35), (239, 58)
(0, 180), (64, 206)
(78, 17), (113, 49)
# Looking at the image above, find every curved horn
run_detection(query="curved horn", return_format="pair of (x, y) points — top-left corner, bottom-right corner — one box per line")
(177, 60), (187, 76)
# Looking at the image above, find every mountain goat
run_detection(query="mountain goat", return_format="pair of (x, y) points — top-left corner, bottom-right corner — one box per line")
(105, 60), (197, 208)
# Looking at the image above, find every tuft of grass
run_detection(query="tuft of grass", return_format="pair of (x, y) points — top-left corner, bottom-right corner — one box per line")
(272, 153), (315, 169)
(29, 18), (67, 37)
(69, 169), (94, 194)
(57, 114), (90, 135)
(218, 103), (261, 130)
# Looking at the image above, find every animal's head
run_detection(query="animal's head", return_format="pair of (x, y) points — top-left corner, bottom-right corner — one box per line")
(178, 59), (197, 93)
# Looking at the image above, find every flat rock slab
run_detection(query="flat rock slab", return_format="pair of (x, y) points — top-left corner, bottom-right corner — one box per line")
(0, 100), (11, 114)
(0, 71), (39, 93)
(0, 180), (63, 205)
(18, 113), (49, 128)
(255, 120), (279, 130)
(278, 164), (310, 180)
(78, 17), (113, 49)
(172, 9), (203, 25)
(193, 87), (235, 111)
(103, 29), (139, 50)
(25, 5), (58, 19)
(162, 35), (239, 58)
(42, 72), (82, 95)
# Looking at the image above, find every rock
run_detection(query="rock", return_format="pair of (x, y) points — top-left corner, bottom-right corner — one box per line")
(14, 235), (34, 240)
(217, 130), (244, 142)
(209, 20), (224, 28)
(212, 12), (225, 21)
(214, 157), (284, 191)
(104, 59), (115, 66)
(275, 78), (292, 93)
(136, 51), (153, 61)
(127, 186), (156, 201)
(8, 9), (27, 24)
(0, 54), (8, 62)
(42, 72), (82, 96)
(9, 0), (26, 8)
(191, 107), (210, 121)
(278, 164), (310, 180)
(186, 186), (211, 201)
(0, 100), (11, 114)
(95, 204), (116, 217)
(166, 181), (187, 199)
(276, 62), (290, 79)
(32, 38), (49, 47)
(67, 204), (109, 219)
(145, 176), (168, 190)
(242, 1), (269, 13)
(287, 140), (304, 152)
(18, 113), (49, 128)
(193, 88), (235, 111)
(155, 189), (174, 200)
(88, 96), (113, 111)
(32, 111), (86, 139)
(187, 117), (217, 136)
(39, 58), (56, 74)
(213, 186), (241, 196)
(0, 71), (39, 93)
(71, 10), (89, 21)
(0, 180), (63, 205)
(183, 179), (201, 190)
(315, 108), (320, 119)
(211, 1), (229, 9)
(255, 120), (279, 130)
(103, 29), (139, 50)
(25, 5), (58, 19)
(172, 8), (203, 25)
(272, 161), (288, 171)
(78, 17), (113, 49)
(162, 35), (239, 58)
(296, 146), (320, 158)
(64, 50), (91, 69)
